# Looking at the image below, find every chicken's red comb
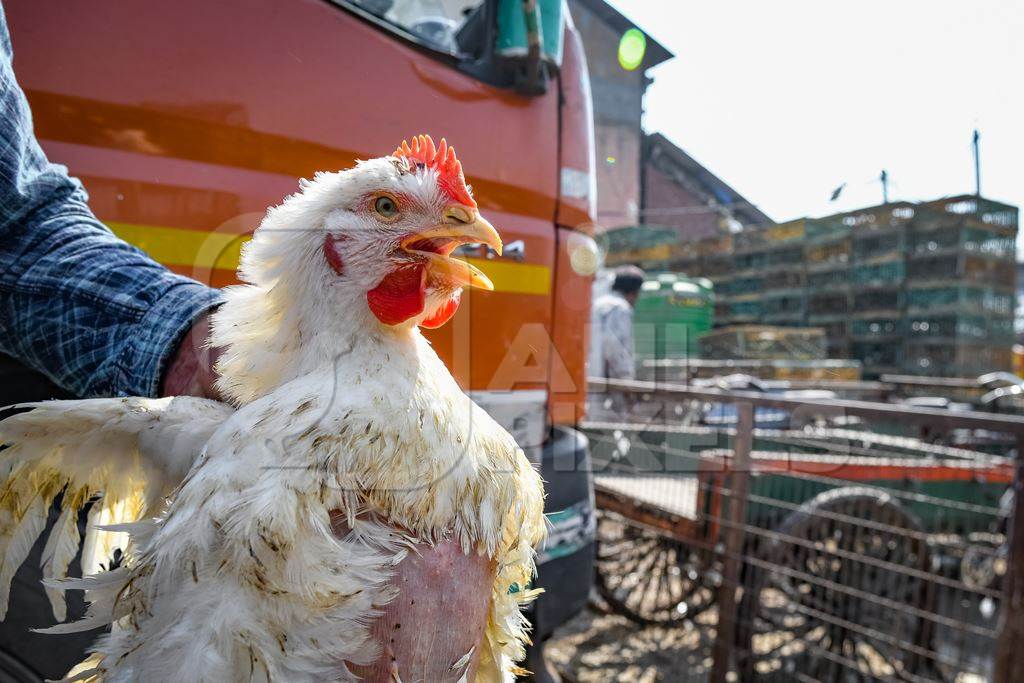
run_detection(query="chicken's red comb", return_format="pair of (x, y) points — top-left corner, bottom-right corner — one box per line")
(393, 134), (476, 208)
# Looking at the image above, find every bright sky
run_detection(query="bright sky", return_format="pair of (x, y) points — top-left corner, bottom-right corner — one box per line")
(606, 0), (1022, 236)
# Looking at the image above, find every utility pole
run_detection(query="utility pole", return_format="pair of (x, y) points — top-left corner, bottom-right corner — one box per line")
(880, 169), (889, 204)
(973, 129), (981, 197)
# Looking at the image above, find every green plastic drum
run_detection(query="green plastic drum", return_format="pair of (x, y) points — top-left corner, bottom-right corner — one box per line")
(633, 273), (714, 360)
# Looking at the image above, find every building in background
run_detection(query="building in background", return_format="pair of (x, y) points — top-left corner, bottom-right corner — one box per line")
(569, 0), (672, 230)
(570, 0), (770, 249)
(642, 132), (771, 242)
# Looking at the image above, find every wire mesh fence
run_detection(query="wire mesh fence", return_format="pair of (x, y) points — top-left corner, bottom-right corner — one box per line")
(581, 379), (1024, 683)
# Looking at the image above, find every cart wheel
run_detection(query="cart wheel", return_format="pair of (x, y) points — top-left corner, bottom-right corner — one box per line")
(594, 508), (718, 626)
(737, 487), (937, 681)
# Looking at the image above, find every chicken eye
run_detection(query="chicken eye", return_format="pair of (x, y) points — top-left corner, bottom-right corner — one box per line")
(374, 196), (399, 218)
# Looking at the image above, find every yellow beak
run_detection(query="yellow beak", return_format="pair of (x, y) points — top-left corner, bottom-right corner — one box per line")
(399, 208), (502, 291)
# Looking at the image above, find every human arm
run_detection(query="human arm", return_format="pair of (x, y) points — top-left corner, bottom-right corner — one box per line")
(0, 7), (223, 399)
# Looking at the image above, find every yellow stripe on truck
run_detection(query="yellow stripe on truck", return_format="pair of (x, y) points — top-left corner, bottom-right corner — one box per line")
(108, 222), (246, 272)
(107, 222), (551, 295)
(464, 258), (550, 295)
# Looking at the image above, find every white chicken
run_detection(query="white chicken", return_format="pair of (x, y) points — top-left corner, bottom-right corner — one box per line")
(0, 135), (546, 682)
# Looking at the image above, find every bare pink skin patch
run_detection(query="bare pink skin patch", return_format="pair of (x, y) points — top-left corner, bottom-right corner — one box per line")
(333, 513), (497, 682)
(323, 235), (347, 275)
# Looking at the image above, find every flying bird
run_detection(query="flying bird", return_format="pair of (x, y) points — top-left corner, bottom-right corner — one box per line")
(0, 135), (546, 682)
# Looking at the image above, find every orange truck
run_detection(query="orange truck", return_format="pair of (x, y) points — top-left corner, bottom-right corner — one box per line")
(3, 0), (598, 678)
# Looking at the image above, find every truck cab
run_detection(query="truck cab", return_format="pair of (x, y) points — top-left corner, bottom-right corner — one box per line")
(2, 0), (598, 678)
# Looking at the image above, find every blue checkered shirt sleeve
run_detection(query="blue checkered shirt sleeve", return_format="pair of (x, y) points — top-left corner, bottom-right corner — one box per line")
(0, 9), (223, 398)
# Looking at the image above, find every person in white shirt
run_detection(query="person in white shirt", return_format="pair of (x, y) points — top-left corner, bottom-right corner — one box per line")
(587, 265), (645, 417)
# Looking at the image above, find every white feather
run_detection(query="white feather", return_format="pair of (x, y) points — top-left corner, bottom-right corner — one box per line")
(40, 501), (80, 622)
(0, 396), (232, 619)
(0, 492), (48, 616)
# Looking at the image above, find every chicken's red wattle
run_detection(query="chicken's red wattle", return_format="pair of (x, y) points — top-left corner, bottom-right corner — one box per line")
(366, 265), (426, 325)
(420, 291), (461, 329)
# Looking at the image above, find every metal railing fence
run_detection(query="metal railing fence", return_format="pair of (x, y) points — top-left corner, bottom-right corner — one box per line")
(584, 377), (1024, 683)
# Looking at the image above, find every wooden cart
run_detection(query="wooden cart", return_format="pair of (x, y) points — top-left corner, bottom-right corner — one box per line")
(586, 422), (1013, 679)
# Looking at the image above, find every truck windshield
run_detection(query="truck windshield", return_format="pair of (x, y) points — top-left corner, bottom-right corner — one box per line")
(350, 0), (485, 54)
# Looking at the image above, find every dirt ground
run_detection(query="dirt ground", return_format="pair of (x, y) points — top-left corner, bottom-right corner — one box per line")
(544, 606), (719, 683)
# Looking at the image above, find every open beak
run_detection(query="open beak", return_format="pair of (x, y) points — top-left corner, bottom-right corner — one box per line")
(399, 207), (502, 291)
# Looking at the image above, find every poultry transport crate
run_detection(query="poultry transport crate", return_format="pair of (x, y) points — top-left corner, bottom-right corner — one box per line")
(806, 266), (849, 290)
(583, 414), (1012, 682)
(805, 239), (851, 267)
(907, 285), (1015, 316)
(697, 326), (826, 362)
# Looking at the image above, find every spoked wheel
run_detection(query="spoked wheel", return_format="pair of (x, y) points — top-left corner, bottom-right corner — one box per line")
(595, 508), (718, 626)
(737, 488), (939, 682)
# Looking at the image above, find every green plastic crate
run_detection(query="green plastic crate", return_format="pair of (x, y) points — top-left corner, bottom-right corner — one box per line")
(852, 317), (903, 338)
(807, 268), (850, 290)
(910, 224), (1015, 259)
(907, 313), (1014, 343)
(729, 299), (763, 321)
(851, 260), (906, 286)
(907, 285), (1015, 315)
(805, 216), (849, 242)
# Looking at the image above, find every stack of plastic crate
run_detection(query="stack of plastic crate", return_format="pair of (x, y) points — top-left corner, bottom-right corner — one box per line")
(698, 325), (826, 361)
(755, 220), (808, 326)
(804, 216), (852, 357)
(601, 225), (679, 269)
(719, 273), (760, 324)
(666, 241), (699, 276)
(903, 196), (1018, 376)
(634, 194), (1018, 378)
(847, 202), (917, 374)
(690, 236), (735, 324)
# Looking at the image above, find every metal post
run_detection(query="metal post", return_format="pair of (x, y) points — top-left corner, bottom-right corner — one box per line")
(710, 401), (753, 683)
(994, 434), (1024, 683)
(973, 129), (982, 197)
(880, 169), (889, 204)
